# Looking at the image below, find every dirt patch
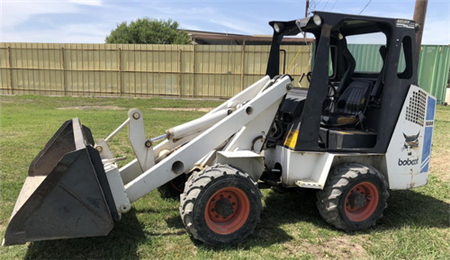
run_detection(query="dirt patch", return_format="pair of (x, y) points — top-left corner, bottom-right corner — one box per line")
(283, 236), (369, 259)
(430, 108), (450, 182)
(0, 97), (35, 104)
(152, 107), (214, 112)
(58, 106), (127, 110)
(319, 237), (369, 259)
(430, 150), (450, 182)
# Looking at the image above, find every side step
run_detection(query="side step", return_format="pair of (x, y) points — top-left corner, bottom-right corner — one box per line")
(295, 179), (323, 189)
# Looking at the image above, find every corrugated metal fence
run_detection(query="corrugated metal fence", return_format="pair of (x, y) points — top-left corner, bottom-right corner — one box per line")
(0, 43), (311, 98)
(349, 44), (450, 104)
(417, 45), (450, 104)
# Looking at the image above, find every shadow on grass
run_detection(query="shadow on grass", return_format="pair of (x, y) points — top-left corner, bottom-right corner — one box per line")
(24, 209), (146, 260)
(260, 187), (449, 232)
(191, 186), (449, 251)
(22, 187), (449, 256)
(257, 187), (449, 237)
(380, 189), (449, 230)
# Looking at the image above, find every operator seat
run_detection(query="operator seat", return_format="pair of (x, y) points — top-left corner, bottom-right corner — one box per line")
(321, 49), (373, 127)
(321, 80), (374, 126)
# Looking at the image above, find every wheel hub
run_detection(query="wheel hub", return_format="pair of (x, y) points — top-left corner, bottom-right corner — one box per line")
(204, 187), (251, 234)
(215, 198), (234, 218)
(348, 191), (367, 208)
(208, 191), (239, 221)
(344, 181), (379, 222)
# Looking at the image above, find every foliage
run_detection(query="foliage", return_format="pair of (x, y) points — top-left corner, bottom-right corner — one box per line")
(105, 18), (191, 44)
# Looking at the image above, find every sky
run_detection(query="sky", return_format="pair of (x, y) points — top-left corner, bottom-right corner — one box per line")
(1, 0), (449, 44)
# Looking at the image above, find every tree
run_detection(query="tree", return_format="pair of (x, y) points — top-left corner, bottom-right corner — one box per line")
(105, 18), (191, 44)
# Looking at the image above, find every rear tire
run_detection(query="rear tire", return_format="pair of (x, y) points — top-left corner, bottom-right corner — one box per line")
(180, 164), (262, 246)
(316, 163), (389, 231)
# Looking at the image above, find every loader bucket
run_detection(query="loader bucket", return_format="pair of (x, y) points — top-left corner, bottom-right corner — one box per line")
(3, 119), (117, 246)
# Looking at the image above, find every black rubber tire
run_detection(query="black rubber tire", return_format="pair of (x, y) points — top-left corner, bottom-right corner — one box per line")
(179, 164), (262, 246)
(157, 173), (189, 200)
(316, 163), (389, 231)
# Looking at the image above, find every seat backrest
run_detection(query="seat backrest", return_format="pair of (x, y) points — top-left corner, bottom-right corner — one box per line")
(370, 46), (387, 101)
(336, 49), (356, 95)
(336, 80), (373, 115)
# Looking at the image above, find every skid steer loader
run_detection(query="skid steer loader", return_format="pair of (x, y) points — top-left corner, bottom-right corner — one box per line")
(4, 11), (436, 246)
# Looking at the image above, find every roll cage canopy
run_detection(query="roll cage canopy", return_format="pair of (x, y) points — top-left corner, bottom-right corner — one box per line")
(266, 11), (416, 77)
(266, 11), (418, 153)
(269, 11), (414, 37)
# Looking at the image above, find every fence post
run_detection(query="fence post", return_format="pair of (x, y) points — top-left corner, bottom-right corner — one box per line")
(240, 41), (246, 91)
(61, 47), (67, 96)
(192, 45), (196, 98)
(118, 48), (123, 96)
(178, 49), (182, 98)
(8, 47), (14, 94)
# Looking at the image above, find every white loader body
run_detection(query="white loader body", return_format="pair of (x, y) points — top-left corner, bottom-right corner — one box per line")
(264, 85), (436, 190)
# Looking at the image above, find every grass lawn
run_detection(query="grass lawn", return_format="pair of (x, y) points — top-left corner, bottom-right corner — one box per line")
(0, 95), (449, 259)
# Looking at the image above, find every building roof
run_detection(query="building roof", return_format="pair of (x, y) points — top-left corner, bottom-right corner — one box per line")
(184, 30), (314, 45)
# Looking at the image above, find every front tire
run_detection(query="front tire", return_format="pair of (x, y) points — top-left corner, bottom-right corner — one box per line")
(316, 163), (389, 231)
(180, 164), (262, 246)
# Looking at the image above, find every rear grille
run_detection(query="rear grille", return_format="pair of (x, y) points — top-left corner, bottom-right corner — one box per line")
(405, 89), (426, 126)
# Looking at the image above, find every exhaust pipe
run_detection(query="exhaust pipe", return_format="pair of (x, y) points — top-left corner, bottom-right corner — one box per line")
(3, 119), (117, 246)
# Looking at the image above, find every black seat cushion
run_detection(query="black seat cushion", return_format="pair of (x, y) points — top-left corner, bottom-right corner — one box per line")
(321, 80), (373, 126)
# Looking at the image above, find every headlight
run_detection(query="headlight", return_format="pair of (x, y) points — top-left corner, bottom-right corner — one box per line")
(274, 23), (284, 33)
(313, 14), (322, 26)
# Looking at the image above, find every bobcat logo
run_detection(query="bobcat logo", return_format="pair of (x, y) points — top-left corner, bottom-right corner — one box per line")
(398, 132), (420, 166)
(402, 132), (420, 156)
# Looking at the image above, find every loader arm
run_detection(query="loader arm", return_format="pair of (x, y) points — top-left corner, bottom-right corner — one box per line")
(3, 75), (291, 245)
(122, 75), (291, 202)
(104, 76), (273, 186)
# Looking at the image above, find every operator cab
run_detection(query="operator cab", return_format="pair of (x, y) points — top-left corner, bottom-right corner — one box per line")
(268, 12), (417, 153)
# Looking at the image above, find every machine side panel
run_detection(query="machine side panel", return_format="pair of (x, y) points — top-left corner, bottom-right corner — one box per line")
(420, 96), (436, 173)
(385, 85), (436, 189)
(266, 146), (386, 189)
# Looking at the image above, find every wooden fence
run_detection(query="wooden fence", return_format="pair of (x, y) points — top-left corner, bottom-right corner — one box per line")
(0, 43), (312, 98)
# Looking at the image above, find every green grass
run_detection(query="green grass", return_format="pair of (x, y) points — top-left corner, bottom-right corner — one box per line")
(0, 95), (449, 259)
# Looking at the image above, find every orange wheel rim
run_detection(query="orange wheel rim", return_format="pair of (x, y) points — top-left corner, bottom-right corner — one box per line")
(344, 182), (379, 222)
(170, 180), (184, 193)
(204, 187), (250, 235)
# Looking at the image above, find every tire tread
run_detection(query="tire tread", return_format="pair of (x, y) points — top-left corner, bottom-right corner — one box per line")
(316, 163), (389, 231)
